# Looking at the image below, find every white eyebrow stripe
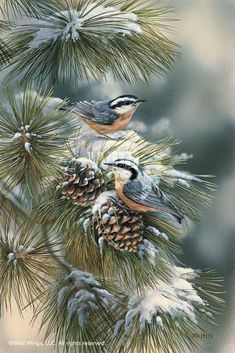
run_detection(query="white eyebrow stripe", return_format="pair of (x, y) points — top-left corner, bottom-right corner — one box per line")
(115, 159), (139, 169)
(110, 97), (137, 106)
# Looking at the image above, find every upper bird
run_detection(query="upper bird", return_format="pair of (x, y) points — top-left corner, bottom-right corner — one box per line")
(104, 158), (184, 224)
(70, 95), (146, 135)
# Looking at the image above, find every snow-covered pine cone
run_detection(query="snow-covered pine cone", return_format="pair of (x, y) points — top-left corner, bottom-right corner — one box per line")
(93, 191), (144, 252)
(58, 158), (105, 207)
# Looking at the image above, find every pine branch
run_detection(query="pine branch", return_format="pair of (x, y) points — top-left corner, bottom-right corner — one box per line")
(0, 83), (78, 197)
(35, 269), (126, 353)
(0, 217), (60, 313)
(0, 181), (28, 222)
(0, 20), (14, 67)
(1, 0), (57, 18)
(37, 181), (177, 290)
(3, 0), (179, 85)
(112, 267), (223, 353)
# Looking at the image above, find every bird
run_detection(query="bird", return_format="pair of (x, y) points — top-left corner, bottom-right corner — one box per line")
(68, 95), (146, 135)
(104, 158), (184, 224)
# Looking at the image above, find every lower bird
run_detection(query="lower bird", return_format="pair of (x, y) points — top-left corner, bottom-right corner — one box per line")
(66, 95), (146, 135)
(104, 158), (184, 224)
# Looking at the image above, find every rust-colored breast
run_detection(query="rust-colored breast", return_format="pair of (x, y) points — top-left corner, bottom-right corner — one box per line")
(83, 108), (136, 134)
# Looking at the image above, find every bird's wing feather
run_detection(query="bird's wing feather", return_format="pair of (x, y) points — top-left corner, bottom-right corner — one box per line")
(73, 100), (118, 125)
(73, 101), (94, 119)
(123, 181), (183, 223)
(92, 101), (118, 124)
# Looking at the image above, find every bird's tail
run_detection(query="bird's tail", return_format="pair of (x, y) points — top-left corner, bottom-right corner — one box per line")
(171, 210), (184, 224)
(157, 187), (184, 224)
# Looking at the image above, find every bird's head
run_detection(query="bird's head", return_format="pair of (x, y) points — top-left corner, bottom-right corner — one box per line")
(104, 158), (141, 182)
(109, 95), (146, 114)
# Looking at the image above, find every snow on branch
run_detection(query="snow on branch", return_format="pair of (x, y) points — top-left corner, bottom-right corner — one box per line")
(4, 1), (179, 84)
(114, 266), (207, 338)
(7, 244), (35, 265)
(14, 5), (142, 51)
(57, 270), (115, 329)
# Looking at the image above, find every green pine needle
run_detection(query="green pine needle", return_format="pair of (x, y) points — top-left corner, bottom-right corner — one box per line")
(0, 217), (60, 313)
(1, 0), (57, 17)
(0, 83), (78, 197)
(4, 0), (179, 85)
(37, 181), (177, 290)
(35, 270), (126, 353)
(112, 269), (223, 353)
(0, 20), (14, 66)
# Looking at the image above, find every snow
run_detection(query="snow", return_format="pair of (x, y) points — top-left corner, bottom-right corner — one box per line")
(179, 152), (194, 160)
(20, 4), (142, 50)
(177, 179), (191, 188)
(66, 270), (99, 288)
(156, 315), (163, 326)
(74, 157), (100, 172)
(17, 245), (24, 252)
(92, 190), (117, 215)
(25, 246), (35, 253)
(12, 132), (22, 141)
(146, 226), (169, 241)
(57, 269), (114, 328)
(98, 236), (105, 257)
(62, 10), (82, 42)
(138, 239), (159, 265)
(83, 218), (91, 234)
(7, 252), (15, 263)
(7, 245), (35, 264)
(61, 5), (142, 38)
(24, 125), (31, 131)
(113, 319), (125, 338)
(140, 268), (205, 323)
(120, 266), (206, 336)
(166, 169), (202, 183)
(24, 142), (32, 153)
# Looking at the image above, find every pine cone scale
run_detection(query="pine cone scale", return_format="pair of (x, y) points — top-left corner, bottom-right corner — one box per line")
(58, 158), (105, 207)
(95, 197), (144, 252)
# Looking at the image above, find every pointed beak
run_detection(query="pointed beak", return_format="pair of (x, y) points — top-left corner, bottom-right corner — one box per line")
(103, 162), (115, 168)
(137, 99), (147, 104)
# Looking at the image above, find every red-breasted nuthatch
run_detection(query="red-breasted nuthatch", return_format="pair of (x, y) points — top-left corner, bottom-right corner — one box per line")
(71, 95), (146, 135)
(104, 158), (184, 224)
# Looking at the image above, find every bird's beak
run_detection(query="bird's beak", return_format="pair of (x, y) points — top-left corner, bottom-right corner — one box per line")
(137, 99), (147, 104)
(103, 162), (115, 168)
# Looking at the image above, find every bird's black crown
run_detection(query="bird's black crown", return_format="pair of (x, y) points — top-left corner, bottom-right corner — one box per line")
(109, 95), (139, 109)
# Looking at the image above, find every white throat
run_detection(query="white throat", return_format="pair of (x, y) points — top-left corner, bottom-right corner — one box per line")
(113, 168), (132, 183)
(114, 106), (134, 114)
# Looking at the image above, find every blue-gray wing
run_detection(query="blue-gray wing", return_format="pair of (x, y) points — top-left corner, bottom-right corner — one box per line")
(123, 181), (183, 223)
(73, 100), (118, 125)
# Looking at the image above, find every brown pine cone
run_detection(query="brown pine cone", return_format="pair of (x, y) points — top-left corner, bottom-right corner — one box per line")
(57, 158), (105, 207)
(94, 191), (144, 252)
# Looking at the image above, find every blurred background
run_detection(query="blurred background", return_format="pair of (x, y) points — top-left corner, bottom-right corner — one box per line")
(0, 0), (235, 352)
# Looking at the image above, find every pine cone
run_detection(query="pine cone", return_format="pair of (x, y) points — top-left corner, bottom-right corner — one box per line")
(94, 192), (144, 252)
(58, 158), (105, 207)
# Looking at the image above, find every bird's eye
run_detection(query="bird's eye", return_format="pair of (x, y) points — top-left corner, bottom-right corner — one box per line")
(117, 164), (126, 168)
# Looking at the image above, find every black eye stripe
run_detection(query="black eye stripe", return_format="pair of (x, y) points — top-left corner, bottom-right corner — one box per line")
(117, 164), (133, 171)
(116, 164), (138, 180)
(115, 101), (132, 108)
